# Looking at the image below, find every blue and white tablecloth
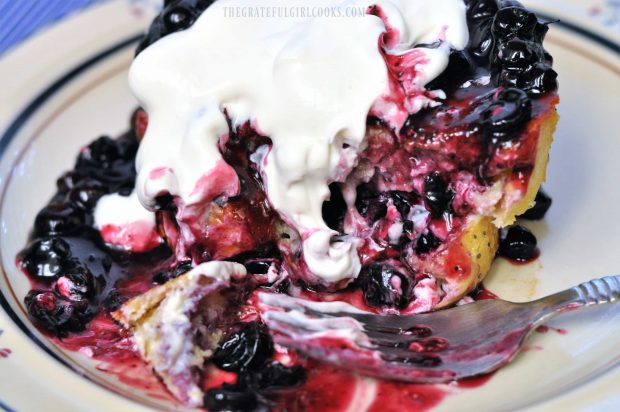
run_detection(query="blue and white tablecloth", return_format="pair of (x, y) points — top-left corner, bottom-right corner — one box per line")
(0, 0), (619, 57)
(0, 0), (106, 56)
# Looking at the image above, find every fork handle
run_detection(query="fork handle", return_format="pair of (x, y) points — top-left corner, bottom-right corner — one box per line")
(534, 275), (620, 316)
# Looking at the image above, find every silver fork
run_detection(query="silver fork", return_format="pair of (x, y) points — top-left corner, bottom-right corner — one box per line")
(259, 275), (620, 383)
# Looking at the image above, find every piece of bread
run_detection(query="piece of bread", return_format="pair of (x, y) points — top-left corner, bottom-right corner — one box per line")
(112, 262), (246, 407)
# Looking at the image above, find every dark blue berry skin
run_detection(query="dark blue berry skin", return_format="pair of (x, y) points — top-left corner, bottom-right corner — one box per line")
(498, 224), (538, 261)
(56, 170), (88, 194)
(520, 189), (552, 220)
(75, 135), (137, 193)
(492, 6), (538, 41)
(423, 173), (454, 219)
(252, 362), (306, 392)
(136, 0), (216, 55)
(54, 264), (97, 302)
(203, 383), (258, 412)
(24, 290), (94, 337)
(34, 203), (88, 236)
(212, 322), (274, 373)
(389, 191), (418, 218)
(22, 237), (72, 280)
(67, 179), (108, 211)
(415, 231), (442, 255)
(358, 263), (412, 309)
(355, 183), (388, 223)
(322, 183), (347, 231)
(465, 0), (500, 63)
(481, 88), (532, 141)
(152, 260), (193, 284)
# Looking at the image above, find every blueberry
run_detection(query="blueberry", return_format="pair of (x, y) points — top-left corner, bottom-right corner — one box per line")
(24, 290), (93, 337)
(54, 264), (95, 302)
(423, 173), (454, 218)
(212, 322), (274, 372)
(136, 0), (216, 55)
(76, 136), (122, 170)
(22, 237), (72, 279)
(203, 383), (258, 412)
(498, 224), (538, 261)
(244, 260), (274, 275)
(533, 21), (551, 44)
(355, 184), (388, 223)
(56, 170), (88, 194)
(522, 62), (558, 96)
(252, 362), (306, 392)
(467, 0), (499, 21)
(415, 231), (442, 255)
(358, 263), (411, 309)
(68, 179), (108, 210)
(322, 183), (347, 231)
(520, 189), (552, 220)
(481, 88), (532, 140)
(389, 191), (418, 218)
(153, 260), (192, 284)
(492, 6), (538, 41)
(164, 6), (194, 31)
(496, 38), (543, 70)
(34, 203), (87, 236)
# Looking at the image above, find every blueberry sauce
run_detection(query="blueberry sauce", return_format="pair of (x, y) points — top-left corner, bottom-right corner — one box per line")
(16, 0), (559, 410)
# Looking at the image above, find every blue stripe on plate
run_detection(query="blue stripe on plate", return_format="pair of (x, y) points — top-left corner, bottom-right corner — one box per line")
(0, 398), (16, 412)
(0, 0), (107, 56)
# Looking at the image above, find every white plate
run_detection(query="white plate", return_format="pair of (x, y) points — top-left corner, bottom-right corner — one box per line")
(0, 1), (619, 411)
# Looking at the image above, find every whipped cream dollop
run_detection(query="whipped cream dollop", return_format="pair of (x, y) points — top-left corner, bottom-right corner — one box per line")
(130, 0), (468, 283)
(94, 191), (162, 252)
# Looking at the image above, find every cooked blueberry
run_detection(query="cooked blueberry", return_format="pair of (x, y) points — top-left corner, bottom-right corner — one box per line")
(153, 260), (192, 284)
(22, 237), (72, 279)
(244, 260), (273, 275)
(24, 290), (93, 337)
(203, 383), (258, 412)
(355, 184), (388, 223)
(533, 21), (550, 43)
(481, 88), (532, 140)
(467, 0), (499, 21)
(68, 180), (108, 210)
(164, 6), (194, 31)
(415, 231), (442, 255)
(522, 62), (558, 96)
(34, 203), (87, 236)
(520, 189), (552, 220)
(212, 322), (274, 372)
(252, 362), (306, 391)
(492, 6), (538, 41)
(136, 0), (216, 55)
(322, 183), (347, 231)
(54, 265), (95, 301)
(496, 38), (542, 70)
(358, 263), (411, 309)
(423, 173), (454, 218)
(389, 191), (418, 218)
(56, 170), (87, 194)
(76, 136), (122, 170)
(498, 224), (538, 261)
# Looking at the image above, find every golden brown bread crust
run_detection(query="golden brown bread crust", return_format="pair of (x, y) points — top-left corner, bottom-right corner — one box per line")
(494, 107), (560, 226)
